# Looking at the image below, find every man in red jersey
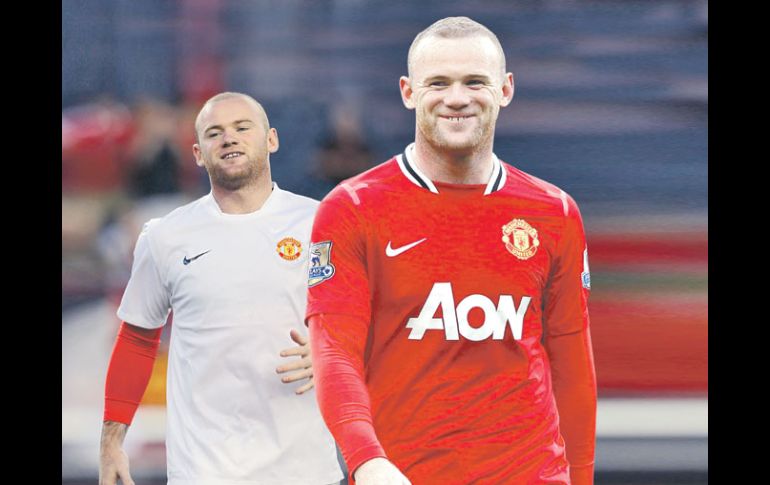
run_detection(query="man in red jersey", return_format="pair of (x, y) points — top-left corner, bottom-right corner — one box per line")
(306, 17), (596, 485)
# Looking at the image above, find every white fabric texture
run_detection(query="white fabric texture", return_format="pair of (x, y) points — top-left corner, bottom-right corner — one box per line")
(118, 184), (343, 485)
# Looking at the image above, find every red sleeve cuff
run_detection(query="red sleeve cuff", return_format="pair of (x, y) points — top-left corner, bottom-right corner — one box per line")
(103, 398), (143, 425)
(103, 322), (162, 424)
(570, 462), (595, 485)
(335, 421), (387, 476)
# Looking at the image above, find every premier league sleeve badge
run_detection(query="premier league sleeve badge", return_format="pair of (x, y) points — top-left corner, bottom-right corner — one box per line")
(307, 241), (336, 287)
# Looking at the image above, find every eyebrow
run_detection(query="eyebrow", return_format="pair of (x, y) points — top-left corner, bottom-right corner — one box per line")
(203, 119), (254, 133)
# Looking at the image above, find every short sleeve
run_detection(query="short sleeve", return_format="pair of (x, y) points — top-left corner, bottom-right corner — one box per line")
(116, 221), (171, 329)
(542, 195), (591, 337)
(306, 188), (371, 323)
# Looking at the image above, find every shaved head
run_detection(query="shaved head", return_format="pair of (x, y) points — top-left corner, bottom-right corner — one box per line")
(407, 17), (507, 81)
(194, 92), (270, 142)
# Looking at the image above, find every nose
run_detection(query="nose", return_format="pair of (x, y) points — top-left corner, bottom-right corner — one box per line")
(221, 128), (239, 146)
(443, 82), (471, 108)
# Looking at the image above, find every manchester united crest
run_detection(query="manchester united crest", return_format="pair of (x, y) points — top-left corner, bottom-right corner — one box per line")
(277, 237), (302, 261)
(502, 219), (540, 260)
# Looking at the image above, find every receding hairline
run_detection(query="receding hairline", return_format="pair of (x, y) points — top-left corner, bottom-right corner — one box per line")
(407, 16), (507, 80)
(194, 92), (270, 140)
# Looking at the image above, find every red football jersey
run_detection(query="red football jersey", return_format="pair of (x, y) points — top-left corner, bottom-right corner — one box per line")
(307, 144), (591, 484)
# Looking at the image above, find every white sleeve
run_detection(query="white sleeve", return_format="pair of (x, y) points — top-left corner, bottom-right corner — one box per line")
(116, 221), (171, 329)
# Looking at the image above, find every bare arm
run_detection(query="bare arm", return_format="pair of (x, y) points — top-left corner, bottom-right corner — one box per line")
(99, 421), (134, 485)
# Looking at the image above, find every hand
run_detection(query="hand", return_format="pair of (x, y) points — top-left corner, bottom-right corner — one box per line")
(354, 457), (412, 485)
(99, 421), (135, 485)
(276, 328), (314, 394)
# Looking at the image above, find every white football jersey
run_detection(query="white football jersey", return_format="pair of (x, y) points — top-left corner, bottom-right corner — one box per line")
(118, 183), (343, 485)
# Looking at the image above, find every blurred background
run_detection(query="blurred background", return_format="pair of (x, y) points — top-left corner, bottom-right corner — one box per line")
(62, 0), (707, 483)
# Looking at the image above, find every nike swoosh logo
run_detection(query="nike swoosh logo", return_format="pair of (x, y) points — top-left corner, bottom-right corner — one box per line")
(183, 250), (211, 265)
(386, 238), (427, 257)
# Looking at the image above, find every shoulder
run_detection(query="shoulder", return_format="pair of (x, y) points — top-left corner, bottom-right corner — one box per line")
(275, 187), (320, 211)
(270, 187), (321, 230)
(141, 194), (211, 240)
(322, 157), (402, 207)
(310, 157), (401, 235)
(501, 161), (582, 218)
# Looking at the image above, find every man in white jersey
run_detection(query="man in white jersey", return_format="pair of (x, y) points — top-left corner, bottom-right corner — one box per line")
(98, 92), (344, 485)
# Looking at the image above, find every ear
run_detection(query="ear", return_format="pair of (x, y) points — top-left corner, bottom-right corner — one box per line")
(399, 76), (416, 110)
(267, 127), (279, 153)
(192, 144), (205, 167)
(499, 72), (514, 107)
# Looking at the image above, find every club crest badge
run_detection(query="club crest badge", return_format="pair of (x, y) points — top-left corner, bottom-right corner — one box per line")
(502, 219), (540, 260)
(277, 237), (302, 261)
(308, 241), (336, 287)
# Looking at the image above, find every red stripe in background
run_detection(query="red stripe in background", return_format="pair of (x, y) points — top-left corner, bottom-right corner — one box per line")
(585, 230), (707, 395)
(587, 232), (708, 268)
(590, 294), (707, 394)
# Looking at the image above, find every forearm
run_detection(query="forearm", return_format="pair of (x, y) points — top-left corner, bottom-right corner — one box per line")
(308, 314), (386, 476)
(545, 329), (597, 484)
(104, 321), (162, 424)
(99, 418), (135, 484)
(100, 420), (129, 450)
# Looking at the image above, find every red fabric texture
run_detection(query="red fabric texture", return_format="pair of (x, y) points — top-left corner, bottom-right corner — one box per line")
(308, 313), (386, 479)
(103, 321), (162, 424)
(545, 329), (597, 485)
(305, 158), (596, 483)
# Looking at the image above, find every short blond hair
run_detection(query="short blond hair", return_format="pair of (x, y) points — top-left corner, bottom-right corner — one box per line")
(194, 92), (270, 142)
(407, 17), (507, 80)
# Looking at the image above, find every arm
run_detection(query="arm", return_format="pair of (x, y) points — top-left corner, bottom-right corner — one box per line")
(99, 321), (162, 485)
(99, 421), (132, 485)
(305, 188), (409, 484)
(542, 195), (597, 485)
(309, 313), (410, 484)
(544, 328), (596, 485)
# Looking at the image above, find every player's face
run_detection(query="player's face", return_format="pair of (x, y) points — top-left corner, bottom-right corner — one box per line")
(401, 36), (513, 153)
(193, 97), (278, 191)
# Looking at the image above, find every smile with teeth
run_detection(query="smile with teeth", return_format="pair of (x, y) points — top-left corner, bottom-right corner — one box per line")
(442, 116), (473, 122)
(222, 152), (244, 160)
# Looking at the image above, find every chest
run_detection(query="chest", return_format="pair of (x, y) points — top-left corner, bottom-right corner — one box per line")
(162, 223), (311, 311)
(368, 195), (564, 301)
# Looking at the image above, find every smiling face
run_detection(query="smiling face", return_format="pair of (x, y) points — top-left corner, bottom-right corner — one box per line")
(400, 35), (513, 155)
(193, 95), (278, 191)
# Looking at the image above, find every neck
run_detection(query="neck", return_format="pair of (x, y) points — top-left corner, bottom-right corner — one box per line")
(412, 138), (495, 184)
(211, 173), (274, 214)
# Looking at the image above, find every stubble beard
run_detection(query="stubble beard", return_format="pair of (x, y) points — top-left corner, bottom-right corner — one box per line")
(206, 155), (265, 191)
(418, 109), (497, 153)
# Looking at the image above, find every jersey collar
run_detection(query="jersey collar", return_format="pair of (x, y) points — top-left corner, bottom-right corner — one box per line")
(207, 182), (281, 217)
(396, 143), (506, 195)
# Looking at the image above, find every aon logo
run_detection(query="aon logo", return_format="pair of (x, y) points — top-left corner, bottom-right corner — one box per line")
(406, 282), (531, 341)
